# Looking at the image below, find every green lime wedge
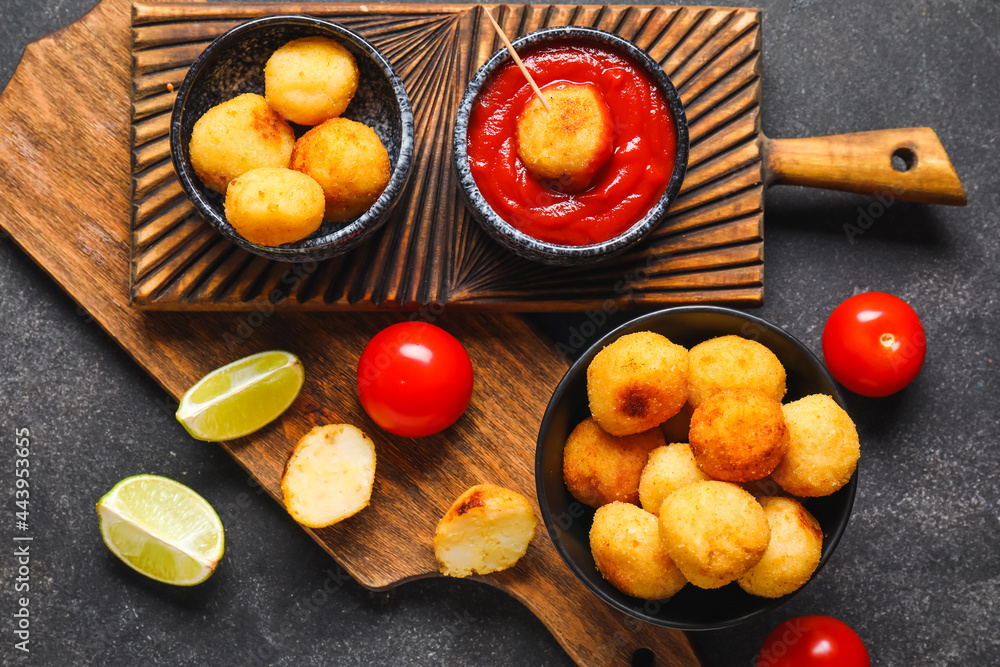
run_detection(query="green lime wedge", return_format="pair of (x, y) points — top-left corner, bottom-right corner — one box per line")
(97, 475), (224, 586)
(176, 350), (304, 441)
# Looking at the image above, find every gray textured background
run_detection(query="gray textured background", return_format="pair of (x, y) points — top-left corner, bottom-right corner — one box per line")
(1, 0), (998, 665)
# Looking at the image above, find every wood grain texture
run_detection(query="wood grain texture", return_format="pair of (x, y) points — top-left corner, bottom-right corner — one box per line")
(129, 2), (764, 311)
(0, 1), (700, 664)
(763, 128), (967, 205)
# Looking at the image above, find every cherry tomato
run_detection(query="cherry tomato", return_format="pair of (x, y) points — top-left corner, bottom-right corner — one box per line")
(357, 322), (474, 437)
(757, 615), (870, 667)
(822, 292), (926, 397)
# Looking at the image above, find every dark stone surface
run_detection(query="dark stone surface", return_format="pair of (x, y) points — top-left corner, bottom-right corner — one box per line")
(1, 0), (998, 665)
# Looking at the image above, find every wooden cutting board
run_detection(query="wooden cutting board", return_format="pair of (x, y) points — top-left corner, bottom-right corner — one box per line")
(127, 3), (964, 313)
(130, 2), (769, 311)
(0, 1), (700, 664)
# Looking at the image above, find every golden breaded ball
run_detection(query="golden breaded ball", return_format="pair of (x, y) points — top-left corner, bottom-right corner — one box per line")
(738, 497), (823, 598)
(562, 417), (664, 508)
(264, 36), (359, 125)
(689, 389), (788, 482)
(658, 481), (770, 589)
(688, 335), (787, 408)
(772, 394), (860, 497)
(516, 83), (614, 193)
(189, 93), (295, 194)
(291, 118), (391, 223)
(587, 332), (689, 437)
(224, 167), (325, 246)
(638, 443), (710, 515)
(590, 502), (687, 600)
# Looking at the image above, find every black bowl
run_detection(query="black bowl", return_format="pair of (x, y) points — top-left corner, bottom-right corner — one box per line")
(170, 15), (414, 263)
(535, 306), (857, 630)
(453, 26), (688, 266)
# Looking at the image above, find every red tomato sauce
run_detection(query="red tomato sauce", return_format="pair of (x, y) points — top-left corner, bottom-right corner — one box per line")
(466, 42), (678, 246)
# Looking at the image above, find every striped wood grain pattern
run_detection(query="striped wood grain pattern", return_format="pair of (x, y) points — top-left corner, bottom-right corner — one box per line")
(130, 3), (763, 310)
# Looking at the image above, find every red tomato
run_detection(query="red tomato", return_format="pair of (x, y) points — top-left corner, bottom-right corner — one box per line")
(357, 322), (474, 437)
(757, 616), (870, 667)
(822, 292), (926, 397)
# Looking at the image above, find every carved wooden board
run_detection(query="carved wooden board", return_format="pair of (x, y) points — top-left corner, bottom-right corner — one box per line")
(0, 1), (700, 664)
(130, 2), (764, 311)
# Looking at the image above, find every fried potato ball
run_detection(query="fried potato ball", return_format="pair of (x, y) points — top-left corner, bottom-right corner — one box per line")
(638, 443), (710, 515)
(264, 36), (359, 125)
(590, 502), (687, 599)
(224, 167), (325, 246)
(291, 117), (391, 223)
(772, 394), (860, 497)
(434, 484), (537, 578)
(587, 331), (689, 437)
(689, 389), (788, 482)
(189, 93), (295, 194)
(658, 481), (770, 589)
(738, 497), (823, 598)
(563, 417), (664, 508)
(688, 335), (787, 408)
(516, 83), (614, 193)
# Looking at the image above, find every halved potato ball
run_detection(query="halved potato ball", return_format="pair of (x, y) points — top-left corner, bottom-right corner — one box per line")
(563, 417), (664, 508)
(282, 424), (376, 529)
(772, 394), (860, 497)
(264, 36), (359, 125)
(738, 497), (823, 598)
(516, 83), (614, 193)
(587, 331), (689, 437)
(291, 118), (391, 223)
(658, 480), (770, 589)
(590, 502), (687, 600)
(433, 484), (537, 578)
(224, 167), (325, 246)
(689, 389), (788, 482)
(687, 335), (787, 408)
(638, 443), (710, 515)
(189, 93), (295, 194)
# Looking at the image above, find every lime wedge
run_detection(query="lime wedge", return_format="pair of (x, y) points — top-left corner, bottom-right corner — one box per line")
(176, 350), (304, 441)
(97, 475), (224, 586)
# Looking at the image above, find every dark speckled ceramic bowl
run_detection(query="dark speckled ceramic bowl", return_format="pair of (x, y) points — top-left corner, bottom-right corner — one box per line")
(454, 27), (688, 266)
(536, 306), (857, 629)
(170, 15), (414, 263)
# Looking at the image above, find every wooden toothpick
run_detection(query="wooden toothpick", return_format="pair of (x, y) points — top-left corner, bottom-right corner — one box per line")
(484, 8), (550, 111)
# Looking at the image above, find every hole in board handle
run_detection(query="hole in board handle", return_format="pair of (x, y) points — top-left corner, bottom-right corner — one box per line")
(891, 147), (917, 173)
(632, 648), (655, 667)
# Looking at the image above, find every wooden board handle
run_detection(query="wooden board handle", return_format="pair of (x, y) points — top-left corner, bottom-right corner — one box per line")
(762, 128), (967, 205)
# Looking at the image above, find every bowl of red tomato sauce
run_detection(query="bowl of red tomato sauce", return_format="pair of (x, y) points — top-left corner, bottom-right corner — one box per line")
(454, 26), (689, 265)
